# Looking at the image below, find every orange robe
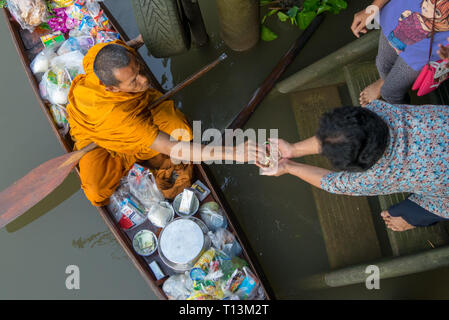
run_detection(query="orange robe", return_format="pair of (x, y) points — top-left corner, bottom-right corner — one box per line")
(67, 40), (192, 206)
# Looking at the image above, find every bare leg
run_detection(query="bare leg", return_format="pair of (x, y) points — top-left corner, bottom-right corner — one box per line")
(381, 210), (415, 232)
(360, 79), (385, 106)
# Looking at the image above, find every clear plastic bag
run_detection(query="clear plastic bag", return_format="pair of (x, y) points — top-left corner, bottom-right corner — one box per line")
(39, 50), (84, 105)
(57, 36), (95, 55)
(30, 48), (56, 75)
(6, 0), (48, 32)
(96, 31), (119, 44)
(49, 104), (70, 136)
(162, 273), (194, 300)
(199, 201), (227, 232)
(127, 164), (165, 209)
(234, 267), (260, 300)
(208, 228), (242, 258)
(39, 68), (70, 105)
(147, 201), (173, 228)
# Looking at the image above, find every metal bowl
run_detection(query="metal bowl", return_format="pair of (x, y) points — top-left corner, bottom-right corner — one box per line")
(172, 190), (200, 218)
(158, 217), (210, 272)
(132, 229), (158, 256)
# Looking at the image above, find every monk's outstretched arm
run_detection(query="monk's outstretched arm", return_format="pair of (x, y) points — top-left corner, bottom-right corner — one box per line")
(149, 131), (264, 163)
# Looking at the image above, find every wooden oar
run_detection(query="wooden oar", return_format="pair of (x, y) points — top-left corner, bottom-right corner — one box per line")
(225, 14), (325, 130)
(0, 53), (227, 229)
(0, 143), (97, 229)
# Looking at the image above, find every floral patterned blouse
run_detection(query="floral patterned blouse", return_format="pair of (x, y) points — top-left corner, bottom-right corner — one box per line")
(321, 100), (449, 219)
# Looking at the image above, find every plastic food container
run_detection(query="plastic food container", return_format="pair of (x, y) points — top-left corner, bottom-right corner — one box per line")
(158, 217), (210, 271)
(132, 229), (158, 256)
(172, 190), (200, 218)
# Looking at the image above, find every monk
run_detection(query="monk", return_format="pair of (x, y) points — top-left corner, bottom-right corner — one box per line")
(67, 37), (260, 206)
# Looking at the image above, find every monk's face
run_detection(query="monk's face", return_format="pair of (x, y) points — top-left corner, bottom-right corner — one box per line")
(109, 54), (150, 93)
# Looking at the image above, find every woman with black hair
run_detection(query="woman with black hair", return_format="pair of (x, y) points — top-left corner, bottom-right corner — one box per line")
(261, 100), (449, 231)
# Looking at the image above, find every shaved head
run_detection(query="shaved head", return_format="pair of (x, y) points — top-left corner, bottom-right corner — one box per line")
(93, 44), (131, 86)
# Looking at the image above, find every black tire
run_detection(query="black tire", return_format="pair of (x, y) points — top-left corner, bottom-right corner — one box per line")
(131, 0), (191, 58)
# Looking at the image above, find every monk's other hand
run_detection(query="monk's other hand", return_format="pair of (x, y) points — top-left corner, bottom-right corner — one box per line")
(351, 9), (371, 38)
(127, 34), (145, 50)
(235, 140), (266, 163)
(259, 159), (291, 177)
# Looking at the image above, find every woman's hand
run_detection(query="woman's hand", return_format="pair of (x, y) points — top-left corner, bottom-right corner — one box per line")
(259, 159), (292, 177)
(268, 138), (294, 159)
(351, 9), (372, 38)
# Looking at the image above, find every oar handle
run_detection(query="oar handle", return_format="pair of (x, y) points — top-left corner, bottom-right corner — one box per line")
(59, 143), (99, 168)
(147, 53), (228, 110)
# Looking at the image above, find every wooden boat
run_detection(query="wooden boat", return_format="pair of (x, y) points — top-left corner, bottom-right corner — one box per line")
(2, 3), (274, 300)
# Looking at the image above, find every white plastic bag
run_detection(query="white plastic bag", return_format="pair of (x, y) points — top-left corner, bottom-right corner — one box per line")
(6, 0), (48, 32)
(30, 48), (56, 75)
(162, 273), (194, 300)
(147, 201), (173, 228)
(208, 228), (242, 258)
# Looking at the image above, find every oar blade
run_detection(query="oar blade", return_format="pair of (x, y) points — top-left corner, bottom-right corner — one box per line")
(0, 154), (78, 228)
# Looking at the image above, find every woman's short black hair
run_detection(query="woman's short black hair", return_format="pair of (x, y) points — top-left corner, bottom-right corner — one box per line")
(316, 106), (390, 172)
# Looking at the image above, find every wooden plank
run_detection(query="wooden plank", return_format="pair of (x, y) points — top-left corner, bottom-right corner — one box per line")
(290, 85), (382, 269)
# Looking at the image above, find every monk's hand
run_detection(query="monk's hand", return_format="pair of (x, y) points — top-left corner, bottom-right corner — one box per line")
(259, 159), (291, 177)
(351, 8), (372, 38)
(234, 140), (266, 164)
(127, 34), (144, 50)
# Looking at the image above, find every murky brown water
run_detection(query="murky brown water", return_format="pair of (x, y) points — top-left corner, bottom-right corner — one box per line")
(1, 0), (449, 299)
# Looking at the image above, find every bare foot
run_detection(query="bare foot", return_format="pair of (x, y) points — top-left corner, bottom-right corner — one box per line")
(381, 210), (415, 232)
(359, 79), (384, 106)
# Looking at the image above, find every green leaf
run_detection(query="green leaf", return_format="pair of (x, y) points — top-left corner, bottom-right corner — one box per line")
(277, 11), (289, 22)
(287, 5), (299, 18)
(296, 10), (317, 30)
(303, 0), (320, 12)
(261, 9), (278, 24)
(261, 25), (278, 41)
(259, 0), (273, 5)
(317, 4), (331, 15)
(327, 0), (348, 14)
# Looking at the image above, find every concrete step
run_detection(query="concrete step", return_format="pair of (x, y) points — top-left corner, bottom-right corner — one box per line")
(343, 61), (380, 106)
(290, 85), (382, 269)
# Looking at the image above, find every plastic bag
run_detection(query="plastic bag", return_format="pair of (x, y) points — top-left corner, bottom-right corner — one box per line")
(39, 50), (84, 105)
(108, 183), (147, 230)
(127, 164), (165, 209)
(199, 202), (227, 232)
(162, 273), (194, 300)
(30, 48), (56, 75)
(96, 30), (119, 44)
(53, 0), (75, 7)
(49, 104), (70, 136)
(147, 201), (173, 228)
(6, 0), (48, 31)
(57, 36), (95, 55)
(39, 68), (70, 105)
(208, 228), (242, 258)
(47, 7), (78, 34)
(234, 267), (260, 300)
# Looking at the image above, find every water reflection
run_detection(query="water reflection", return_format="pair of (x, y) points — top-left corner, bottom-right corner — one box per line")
(6, 172), (80, 233)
